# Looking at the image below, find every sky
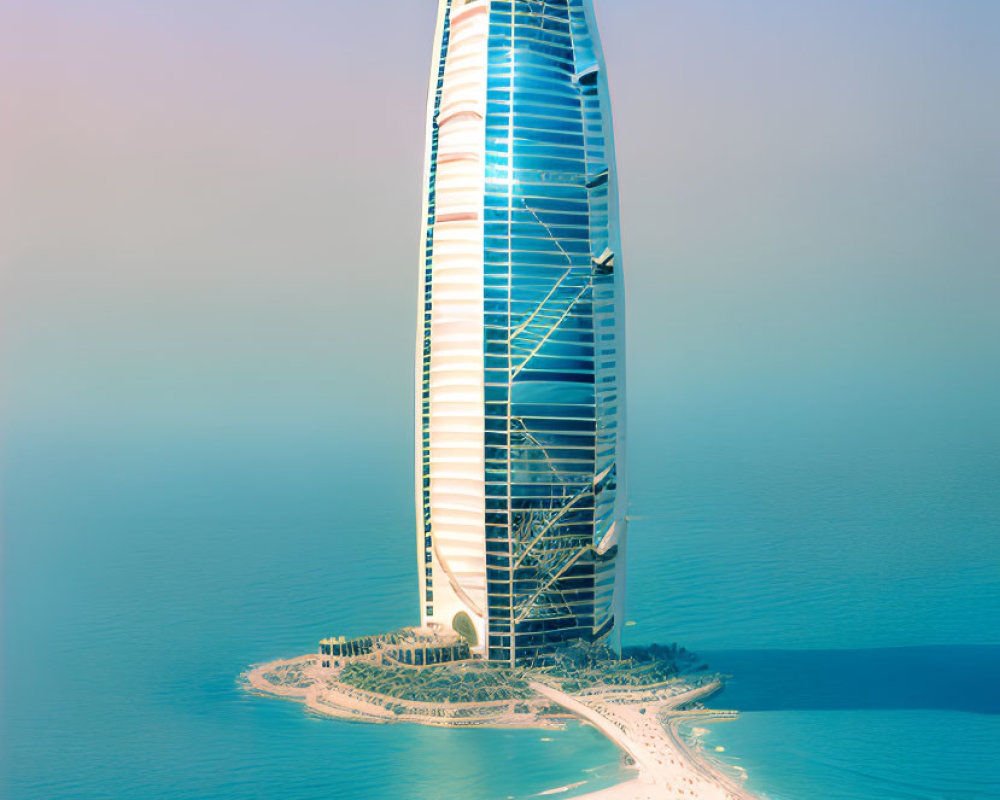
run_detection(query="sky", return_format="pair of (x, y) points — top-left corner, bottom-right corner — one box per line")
(3, 0), (998, 466)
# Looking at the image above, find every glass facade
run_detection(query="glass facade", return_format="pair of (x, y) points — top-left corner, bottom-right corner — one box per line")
(417, 0), (626, 665)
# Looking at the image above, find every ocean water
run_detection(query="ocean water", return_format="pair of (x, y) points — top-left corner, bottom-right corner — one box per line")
(2, 423), (998, 799)
(0, 433), (631, 800)
(619, 429), (1000, 800)
(695, 649), (1000, 800)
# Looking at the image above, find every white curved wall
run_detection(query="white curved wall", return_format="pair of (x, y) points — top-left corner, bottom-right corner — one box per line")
(421, 0), (490, 650)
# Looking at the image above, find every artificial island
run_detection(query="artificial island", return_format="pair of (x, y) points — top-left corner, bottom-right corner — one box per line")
(247, 2), (763, 798)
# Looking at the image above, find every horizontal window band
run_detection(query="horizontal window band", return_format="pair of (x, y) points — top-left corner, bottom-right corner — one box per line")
(437, 109), (484, 128)
(434, 211), (480, 223)
(436, 151), (482, 165)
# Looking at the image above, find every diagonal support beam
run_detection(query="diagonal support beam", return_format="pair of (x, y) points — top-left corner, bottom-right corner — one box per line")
(518, 198), (574, 266)
(510, 279), (593, 379)
(513, 484), (592, 569)
(508, 267), (573, 342)
(514, 544), (592, 625)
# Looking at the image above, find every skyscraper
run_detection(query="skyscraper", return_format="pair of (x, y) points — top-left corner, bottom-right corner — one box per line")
(416, 0), (626, 665)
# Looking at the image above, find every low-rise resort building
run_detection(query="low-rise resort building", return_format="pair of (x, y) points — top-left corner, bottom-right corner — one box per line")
(320, 625), (472, 670)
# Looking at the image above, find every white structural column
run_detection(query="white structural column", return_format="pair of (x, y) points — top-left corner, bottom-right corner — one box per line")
(424, 0), (490, 649)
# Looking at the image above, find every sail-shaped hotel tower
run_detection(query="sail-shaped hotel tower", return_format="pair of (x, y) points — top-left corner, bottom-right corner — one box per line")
(416, 0), (626, 665)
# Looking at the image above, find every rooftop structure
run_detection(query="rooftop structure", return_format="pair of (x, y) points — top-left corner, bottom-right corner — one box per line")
(415, 0), (627, 665)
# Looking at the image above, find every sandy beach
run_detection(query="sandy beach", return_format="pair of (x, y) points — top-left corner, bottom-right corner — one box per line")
(529, 681), (759, 800)
(245, 656), (762, 799)
(245, 655), (562, 728)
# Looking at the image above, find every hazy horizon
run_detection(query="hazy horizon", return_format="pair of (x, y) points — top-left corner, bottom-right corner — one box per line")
(5, 0), (998, 450)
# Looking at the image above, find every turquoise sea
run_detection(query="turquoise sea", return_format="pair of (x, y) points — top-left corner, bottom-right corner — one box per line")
(2, 420), (998, 799)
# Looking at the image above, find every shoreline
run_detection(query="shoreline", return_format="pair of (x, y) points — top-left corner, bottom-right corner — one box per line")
(244, 655), (764, 799)
(530, 681), (758, 800)
(244, 655), (564, 730)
